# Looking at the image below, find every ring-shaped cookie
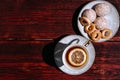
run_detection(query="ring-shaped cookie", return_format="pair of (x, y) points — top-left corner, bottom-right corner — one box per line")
(91, 30), (101, 41)
(101, 28), (112, 39)
(79, 17), (91, 27)
(85, 23), (96, 33)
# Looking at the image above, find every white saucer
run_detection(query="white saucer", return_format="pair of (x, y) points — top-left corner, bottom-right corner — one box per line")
(77, 0), (119, 42)
(54, 35), (95, 75)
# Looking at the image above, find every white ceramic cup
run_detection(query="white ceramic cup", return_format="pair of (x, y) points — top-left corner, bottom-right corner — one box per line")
(62, 39), (90, 71)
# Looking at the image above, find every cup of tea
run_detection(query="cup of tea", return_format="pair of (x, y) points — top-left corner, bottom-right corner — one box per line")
(54, 35), (95, 75)
(62, 39), (89, 70)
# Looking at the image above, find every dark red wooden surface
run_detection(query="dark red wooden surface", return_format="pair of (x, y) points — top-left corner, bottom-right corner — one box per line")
(0, 0), (119, 80)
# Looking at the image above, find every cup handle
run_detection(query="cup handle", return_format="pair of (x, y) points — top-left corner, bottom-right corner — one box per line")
(68, 38), (80, 45)
(84, 40), (91, 47)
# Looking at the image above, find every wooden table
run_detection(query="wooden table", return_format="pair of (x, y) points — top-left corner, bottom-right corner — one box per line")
(0, 0), (119, 80)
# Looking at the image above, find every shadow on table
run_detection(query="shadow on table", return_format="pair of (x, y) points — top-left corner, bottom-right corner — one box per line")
(72, 1), (90, 35)
(42, 1), (90, 70)
(42, 35), (68, 69)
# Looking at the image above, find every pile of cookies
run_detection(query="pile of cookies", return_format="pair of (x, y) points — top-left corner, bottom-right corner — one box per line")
(79, 3), (112, 41)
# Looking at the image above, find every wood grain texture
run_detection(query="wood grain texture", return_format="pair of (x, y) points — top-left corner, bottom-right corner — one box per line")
(0, 0), (119, 80)
(0, 0), (119, 39)
(0, 41), (119, 80)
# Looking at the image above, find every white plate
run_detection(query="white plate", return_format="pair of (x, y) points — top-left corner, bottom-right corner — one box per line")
(54, 35), (95, 75)
(77, 0), (119, 42)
